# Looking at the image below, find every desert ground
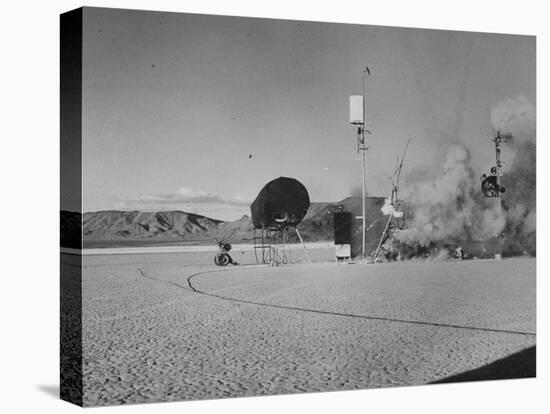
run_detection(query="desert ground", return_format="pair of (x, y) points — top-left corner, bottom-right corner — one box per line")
(78, 247), (536, 406)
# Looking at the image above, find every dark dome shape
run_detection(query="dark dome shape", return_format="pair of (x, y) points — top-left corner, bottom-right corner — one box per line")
(250, 177), (310, 229)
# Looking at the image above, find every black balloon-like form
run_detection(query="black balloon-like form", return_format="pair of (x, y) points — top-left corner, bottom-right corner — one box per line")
(250, 177), (310, 229)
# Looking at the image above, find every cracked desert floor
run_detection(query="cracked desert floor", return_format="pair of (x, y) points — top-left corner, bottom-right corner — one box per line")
(77, 250), (536, 406)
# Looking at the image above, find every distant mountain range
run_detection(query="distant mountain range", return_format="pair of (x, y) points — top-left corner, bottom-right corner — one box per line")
(83, 210), (224, 242)
(61, 197), (388, 251)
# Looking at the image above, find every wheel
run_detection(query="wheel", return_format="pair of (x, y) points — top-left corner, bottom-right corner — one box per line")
(213, 255), (219, 266)
(217, 253), (231, 266)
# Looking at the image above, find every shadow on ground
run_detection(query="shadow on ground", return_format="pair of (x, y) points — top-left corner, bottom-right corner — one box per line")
(36, 384), (59, 399)
(432, 346), (536, 384)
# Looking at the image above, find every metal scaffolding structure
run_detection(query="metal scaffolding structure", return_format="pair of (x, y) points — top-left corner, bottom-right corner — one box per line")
(253, 227), (289, 266)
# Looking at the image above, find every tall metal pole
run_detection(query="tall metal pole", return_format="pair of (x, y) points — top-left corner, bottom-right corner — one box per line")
(494, 131), (503, 214)
(494, 131), (504, 259)
(361, 144), (366, 263)
(361, 68), (368, 263)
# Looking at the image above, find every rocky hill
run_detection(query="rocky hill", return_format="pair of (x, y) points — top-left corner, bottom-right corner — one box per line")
(83, 210), (222, 239)
(60, 197), (388, 249)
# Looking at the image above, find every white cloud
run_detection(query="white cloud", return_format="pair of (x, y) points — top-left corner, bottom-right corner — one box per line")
(113, 187), (251, 221)
(175, 187), (210, 198)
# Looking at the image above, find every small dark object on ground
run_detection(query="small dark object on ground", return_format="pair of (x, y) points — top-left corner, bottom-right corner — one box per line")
(214, 241), (239, 266)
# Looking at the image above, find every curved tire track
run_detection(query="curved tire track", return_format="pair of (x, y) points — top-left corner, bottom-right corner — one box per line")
(140, 266), (536, 337)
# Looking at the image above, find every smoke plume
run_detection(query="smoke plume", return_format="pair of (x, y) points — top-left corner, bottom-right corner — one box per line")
(395, 145), (504, 246)
(381, 198), (403, 218)
(393, 95), (535, 257)
(492, 95), (536, 255)
(490, 95), (535, 142)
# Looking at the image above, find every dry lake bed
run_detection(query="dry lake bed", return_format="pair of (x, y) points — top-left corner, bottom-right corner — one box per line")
(76, 248), (536, 406)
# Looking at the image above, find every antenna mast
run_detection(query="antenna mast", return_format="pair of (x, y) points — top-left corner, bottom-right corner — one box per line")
(360, 67), (369, 263)
(349, 66), (371, 264)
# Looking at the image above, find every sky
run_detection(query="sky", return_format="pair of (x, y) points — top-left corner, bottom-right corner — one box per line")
(82, 7), (535, 220)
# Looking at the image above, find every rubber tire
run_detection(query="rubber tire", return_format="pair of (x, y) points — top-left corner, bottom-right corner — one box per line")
(217, 253), (231, 266)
